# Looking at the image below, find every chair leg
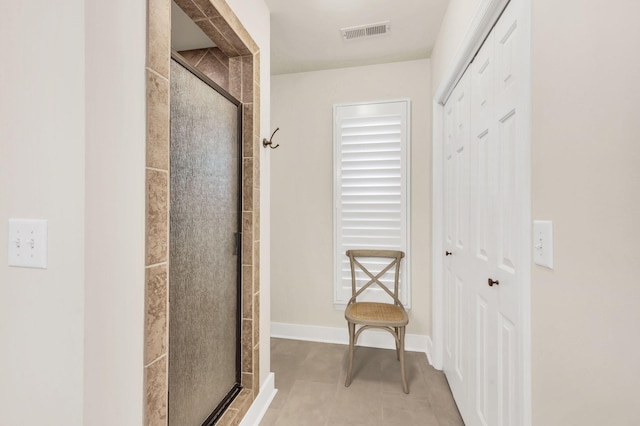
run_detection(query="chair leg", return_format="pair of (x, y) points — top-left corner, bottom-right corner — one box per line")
(345, 322), (356, 387)
(399, 326), (409, 394)
(394, 327), (400, 360)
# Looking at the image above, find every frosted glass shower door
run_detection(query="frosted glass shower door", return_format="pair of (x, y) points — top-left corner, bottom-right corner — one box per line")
(169, 57), (242, 426)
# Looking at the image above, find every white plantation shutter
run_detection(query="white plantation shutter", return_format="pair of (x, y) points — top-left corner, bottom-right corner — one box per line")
(333, 100), (410, 306)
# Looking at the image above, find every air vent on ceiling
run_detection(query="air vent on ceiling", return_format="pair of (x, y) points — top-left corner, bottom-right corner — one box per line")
(340, 21), (391, 41)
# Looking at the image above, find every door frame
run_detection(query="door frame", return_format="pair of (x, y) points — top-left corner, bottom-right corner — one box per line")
(431, 0), (532, 424)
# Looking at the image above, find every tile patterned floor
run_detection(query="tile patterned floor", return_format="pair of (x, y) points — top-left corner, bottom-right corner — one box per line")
(261, 338), (464, 426)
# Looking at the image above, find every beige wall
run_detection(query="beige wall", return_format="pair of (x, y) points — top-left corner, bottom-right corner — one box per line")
(432, 0), (640, 424)
(531, 1), (640, 424)
(0, 0), (88, 424)
(84, 1), (147, 425)
(271, 59), (432, 335)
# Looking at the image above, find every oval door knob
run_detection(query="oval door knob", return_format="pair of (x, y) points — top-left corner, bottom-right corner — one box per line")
(445, 251), (452, 256)
(488, 278), (499, 287)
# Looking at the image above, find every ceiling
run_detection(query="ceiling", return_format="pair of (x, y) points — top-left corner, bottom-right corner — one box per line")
(265, 0), (450, 75)
(171, 0), (451, 75)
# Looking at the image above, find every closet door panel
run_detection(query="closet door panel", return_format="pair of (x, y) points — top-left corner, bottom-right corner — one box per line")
(443, 72), (471, 409)
(470, 31), (497, 426)
(493, 2), (523, 423)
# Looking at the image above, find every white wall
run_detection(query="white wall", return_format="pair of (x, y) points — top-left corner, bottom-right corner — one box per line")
(431, 0), (640, 424)
(271, 59), (432, 336)
(84, 0), (147, 424)
(531, 1), (640, 424)
(225, 0), (272, 387)
(0, 1), (87, 424)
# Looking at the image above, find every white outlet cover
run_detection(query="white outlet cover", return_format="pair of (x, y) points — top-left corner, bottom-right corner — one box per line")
(8, 219), (48, 269)
(533, 220), (553, 269)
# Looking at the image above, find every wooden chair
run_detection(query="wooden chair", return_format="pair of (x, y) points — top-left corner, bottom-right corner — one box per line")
(344, 249), (409, 393)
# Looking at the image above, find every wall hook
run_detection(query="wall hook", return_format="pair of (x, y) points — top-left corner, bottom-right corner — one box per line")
(262, 128), (280, 149)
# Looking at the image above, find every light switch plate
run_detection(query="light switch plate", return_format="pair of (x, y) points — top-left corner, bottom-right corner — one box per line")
(533, 220), (553, 269)
(8, 219), (48, 269)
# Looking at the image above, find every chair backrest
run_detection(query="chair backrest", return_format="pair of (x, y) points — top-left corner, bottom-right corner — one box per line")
(345, 250), (405, 306)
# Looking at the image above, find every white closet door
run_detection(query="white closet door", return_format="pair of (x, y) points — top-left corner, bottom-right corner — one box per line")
(443, 71), (471, 408)
(491, 2), (524, 423)
(444, 0), (526, 424)
(469, 29), (498, 426)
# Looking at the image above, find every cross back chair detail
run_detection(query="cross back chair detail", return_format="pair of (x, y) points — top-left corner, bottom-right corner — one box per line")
(344, 249), (409, 393)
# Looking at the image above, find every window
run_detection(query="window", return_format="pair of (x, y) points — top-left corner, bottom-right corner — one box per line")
(333, 100), (411, 307)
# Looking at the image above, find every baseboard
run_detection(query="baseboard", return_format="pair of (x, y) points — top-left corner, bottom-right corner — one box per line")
(238, 372), (277, 426)
(271, 322), (433, 358)
(425, 334), (434, 366)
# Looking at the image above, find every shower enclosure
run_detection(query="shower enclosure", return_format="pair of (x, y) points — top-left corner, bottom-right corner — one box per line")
(168, 54), (242, 425)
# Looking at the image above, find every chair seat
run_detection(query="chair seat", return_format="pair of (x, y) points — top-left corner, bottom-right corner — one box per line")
(345, 302), (408, 326)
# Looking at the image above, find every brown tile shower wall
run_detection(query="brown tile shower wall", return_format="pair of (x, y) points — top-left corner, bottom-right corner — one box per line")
(144, 0), (260, 424)
(179, 47), (230, 91)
